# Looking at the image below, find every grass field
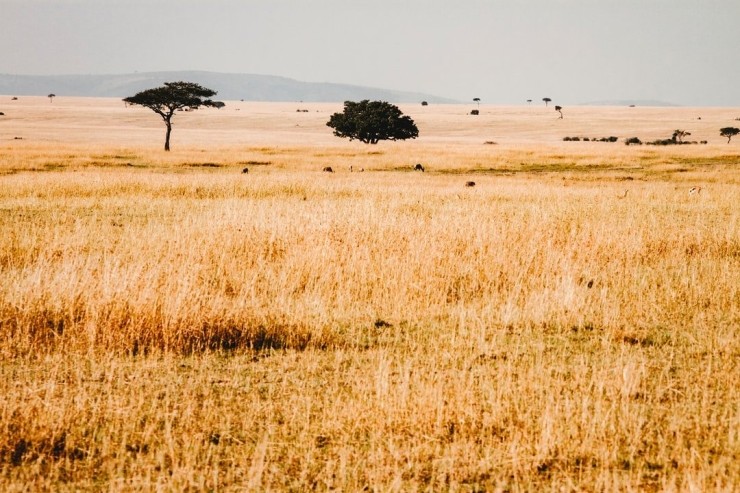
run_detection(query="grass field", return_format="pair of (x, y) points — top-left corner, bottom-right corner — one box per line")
(1, 96), (739, 491)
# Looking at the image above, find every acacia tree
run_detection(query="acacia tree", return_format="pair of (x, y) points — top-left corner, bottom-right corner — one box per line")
(327, 100), (418, 144)
(672, 129), (690, 142)
(123, 81), (217, 151)
(555, 105), (563, 119)
(543, 97), (552, 107)
(720, 127), (739, 143)
(48, 93), (56, 103)
(473, 97), (481, 109)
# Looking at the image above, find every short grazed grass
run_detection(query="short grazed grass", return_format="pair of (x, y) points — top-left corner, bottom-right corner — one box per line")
(0, 99), (738, 491)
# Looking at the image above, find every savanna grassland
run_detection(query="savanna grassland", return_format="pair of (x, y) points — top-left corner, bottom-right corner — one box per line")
(0, 97), (739, 491)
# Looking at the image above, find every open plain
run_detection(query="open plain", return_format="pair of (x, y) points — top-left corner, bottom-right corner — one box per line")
(1, 97), (739, 491)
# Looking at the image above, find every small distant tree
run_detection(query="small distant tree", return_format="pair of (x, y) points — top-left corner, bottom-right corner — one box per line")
(555, 105), (563, 119)
(672, 129), (690, 143)
(720, 127), (739, 143)
(327, 100), (418, 144)
(421, 101), (428, 106)
(48, 93), (55, 103)
(123, 81), (217, 151)
(473, 97), (481, 109)
(526, 99), (532, 105)
(543, 97), (552, 107)
(203, 100), (226, 109)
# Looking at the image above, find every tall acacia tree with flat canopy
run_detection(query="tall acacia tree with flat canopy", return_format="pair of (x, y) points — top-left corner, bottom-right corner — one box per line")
(123, 81), (217, 151)
(720, 127), (740, 143)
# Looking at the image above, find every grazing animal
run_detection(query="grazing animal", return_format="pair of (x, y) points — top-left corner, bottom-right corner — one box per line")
(414, 163), (425, 172)
(350, 165), (353, 172)
(688, 186), (702, 195)
(323, 166), (334, 173)
(465, 181), (476, 187)
(617, 189), (629, 199)
(241, 167), (249, 174)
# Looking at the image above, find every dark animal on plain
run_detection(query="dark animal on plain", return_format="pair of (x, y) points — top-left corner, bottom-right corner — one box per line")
(242, 167), (249, 174)
(465, 181), (476, 187)
(323, 166), (334, 173)
(414, 163), (425, 172)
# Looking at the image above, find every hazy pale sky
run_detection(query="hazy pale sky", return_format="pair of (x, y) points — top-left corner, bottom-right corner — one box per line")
(2, 0), (739, 105)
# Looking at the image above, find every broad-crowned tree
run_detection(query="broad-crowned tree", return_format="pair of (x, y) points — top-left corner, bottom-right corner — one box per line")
(327, 100), (419, 145)
(123, 81), (217, 151)
(720, 127), (739, 143)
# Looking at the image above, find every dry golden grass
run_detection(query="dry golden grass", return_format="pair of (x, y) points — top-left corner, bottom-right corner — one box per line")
(0, 97), (739, 491)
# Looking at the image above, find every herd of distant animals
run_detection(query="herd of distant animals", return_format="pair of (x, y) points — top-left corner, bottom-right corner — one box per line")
(241, 161), (477, 187)
(241, 162), (708, 194)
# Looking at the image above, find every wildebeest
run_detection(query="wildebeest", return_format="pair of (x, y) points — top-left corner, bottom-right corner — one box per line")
(465, 181), (476, 187)
(323, 166), (334, 173)
(414, 163), (425, 172)
(242, 167), (249, 174)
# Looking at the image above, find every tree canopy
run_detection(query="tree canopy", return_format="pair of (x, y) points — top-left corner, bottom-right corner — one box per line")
(326, 100), (419, 144)
(123, 81), (217, 151)
(720, 127), (739, 143)
(672, 129), (690, 142)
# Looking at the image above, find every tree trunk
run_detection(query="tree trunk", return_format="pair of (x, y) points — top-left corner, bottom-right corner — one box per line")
(164, 121), (172, 151)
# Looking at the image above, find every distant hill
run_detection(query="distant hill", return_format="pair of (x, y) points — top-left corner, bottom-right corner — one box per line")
(0, 71), (458, 104)
(579, 99), (680, 107)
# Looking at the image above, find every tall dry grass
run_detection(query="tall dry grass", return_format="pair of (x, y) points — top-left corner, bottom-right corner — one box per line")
(0, 99), (739, 490)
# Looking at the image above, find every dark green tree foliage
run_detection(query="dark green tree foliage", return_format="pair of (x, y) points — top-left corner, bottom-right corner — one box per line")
(720, 127), (740, 143)
(123, 81), (217, 151)
(327, 100), (419, 144)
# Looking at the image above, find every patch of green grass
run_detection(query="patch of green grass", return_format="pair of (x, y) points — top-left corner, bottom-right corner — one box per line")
(184, 162), (223, 168)
(667, 154), (740, 166)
